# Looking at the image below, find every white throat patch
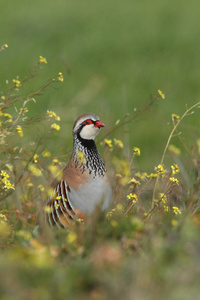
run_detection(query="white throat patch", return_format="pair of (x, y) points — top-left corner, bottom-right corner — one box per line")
(80, 124), (100, 140)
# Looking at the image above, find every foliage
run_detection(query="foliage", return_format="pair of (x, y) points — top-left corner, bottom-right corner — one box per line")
(0, 47), (200, 300)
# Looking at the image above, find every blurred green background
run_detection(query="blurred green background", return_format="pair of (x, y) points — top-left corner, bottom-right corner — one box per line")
(1, 0), (200, 170)
(1, 2), (200, 299)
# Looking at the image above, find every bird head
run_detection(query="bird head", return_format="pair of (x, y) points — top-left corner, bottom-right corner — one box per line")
(73, 113), (105, 140)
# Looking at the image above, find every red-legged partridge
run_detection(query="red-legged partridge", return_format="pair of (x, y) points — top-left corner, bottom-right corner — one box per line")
(44, 113), (112, 228)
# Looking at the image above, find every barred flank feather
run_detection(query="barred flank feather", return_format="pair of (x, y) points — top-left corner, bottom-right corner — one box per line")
(44, 180), (76, 228)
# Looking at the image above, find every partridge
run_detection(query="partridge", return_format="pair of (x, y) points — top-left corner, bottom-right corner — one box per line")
(44, 113), (112, 228)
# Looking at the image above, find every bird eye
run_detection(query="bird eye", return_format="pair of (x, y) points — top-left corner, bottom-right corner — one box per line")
(83, 119), (93, 125)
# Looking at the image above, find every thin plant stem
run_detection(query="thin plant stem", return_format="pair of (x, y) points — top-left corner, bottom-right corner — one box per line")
(151, 102), (200, 208)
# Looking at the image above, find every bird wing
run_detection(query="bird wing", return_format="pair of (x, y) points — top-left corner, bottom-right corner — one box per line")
(44, 179), (75, 228)
(44, 179), (86, 228)
(43, 160), (86, 228)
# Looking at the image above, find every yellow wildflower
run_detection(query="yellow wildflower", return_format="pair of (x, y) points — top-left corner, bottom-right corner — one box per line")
(51, 123), (60, 131)
(42, 149), (51, 157)
(147, 172), (158, 178)
(47, 187), (55, 198)
(116, 173), (130, 185)
(48, 165), (62, 180)
(135, 172), (147, 180)
(28, 164), (42, 177)
(171, 163), (180, 175)
(27, 182), (33, 188)
(13, 79), (21, 87)
(168, 144), (181, 156)
(127, 193), (138, 204)
(77, 218), (84, 223)
(153, 199), (159, 203)
(155, 164), (164, 173)
(0, 170), (15, 190)
(48, 165), (59, 175)
(114, 138), (124, 148)
(0, 213), (7, 224)
(133, 147), (141, 156)
(58, 72), (64, 82)
(164, 205), (169, 212)
(37, 184), (44, 192)
(33, 154), (39, 163)
(39, 56), (47, 64)
(52, 158), (61, 165)
(77, 150), (86, 164)
(169, 177), (179, 185)
(1, 96), (6, 100)
(106, 211), (112, 219)
(159, 193), (167, 204)
(120, 177), (130, 186)
(172, 206), (181, 215)
(66, 231), (77, 244)
(20, 107), (28, 114)
(154, 164), (166, 178)
(44, 206), (52, 213)
(47, 110), (60, 121)
(116, 174), (122, 178)
(106, 208), (116, 219)
(54, 201), (59, 210)
(128, 177), (141, 185)
(104, 139), (113, 148)
(158, 89), (165, 99)
(16, 125), (23, 137)
(0, 44), (8, 51)
(47, 110), (55, 117)
(172, 113), (180, 120)
(4, 113), (13, 123)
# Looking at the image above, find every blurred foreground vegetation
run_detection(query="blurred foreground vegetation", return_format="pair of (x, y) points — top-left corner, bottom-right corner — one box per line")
(0, 48), (200, 299)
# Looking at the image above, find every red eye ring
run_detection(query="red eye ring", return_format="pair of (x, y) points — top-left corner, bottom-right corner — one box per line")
(82, 119), (93, 125)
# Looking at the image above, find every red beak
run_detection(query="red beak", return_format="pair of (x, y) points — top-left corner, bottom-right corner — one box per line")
(94, 120), (105, 128)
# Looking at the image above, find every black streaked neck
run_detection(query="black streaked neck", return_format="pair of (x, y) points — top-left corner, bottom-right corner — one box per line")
(72, 133), (106, 177)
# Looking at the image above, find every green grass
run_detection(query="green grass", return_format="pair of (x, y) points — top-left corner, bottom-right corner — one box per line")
(1, 0), (200, 169)
(0, 1), (200, 299)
